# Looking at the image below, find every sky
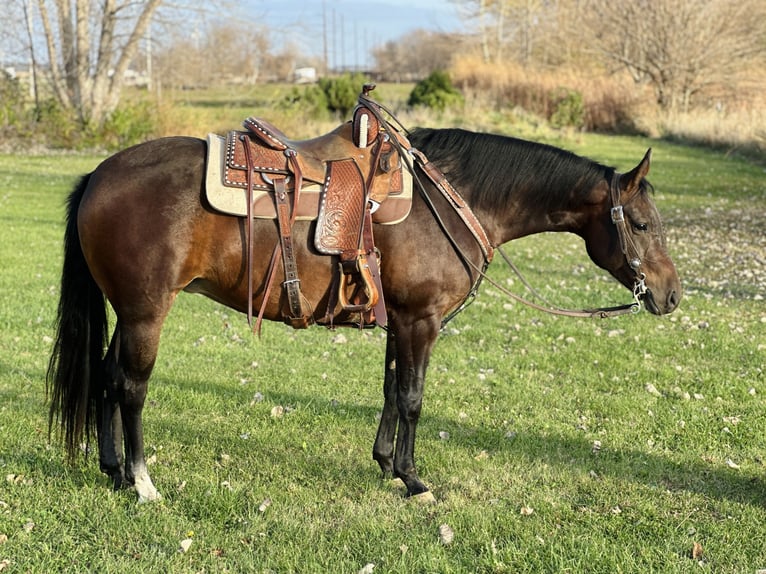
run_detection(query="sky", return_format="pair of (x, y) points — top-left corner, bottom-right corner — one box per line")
(250, 0), (465, 70)
(0, 0), (466, 71)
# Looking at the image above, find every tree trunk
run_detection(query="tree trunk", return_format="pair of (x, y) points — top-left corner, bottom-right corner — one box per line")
(36, 0), (164, 128)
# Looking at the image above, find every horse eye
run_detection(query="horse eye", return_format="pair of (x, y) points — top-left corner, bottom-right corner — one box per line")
(633, 222), (648, 232)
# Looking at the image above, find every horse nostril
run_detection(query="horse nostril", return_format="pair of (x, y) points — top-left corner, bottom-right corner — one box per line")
(667, 290), (680, 310)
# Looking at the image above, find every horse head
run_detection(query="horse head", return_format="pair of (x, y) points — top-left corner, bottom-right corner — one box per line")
(582, 150), (682, 315)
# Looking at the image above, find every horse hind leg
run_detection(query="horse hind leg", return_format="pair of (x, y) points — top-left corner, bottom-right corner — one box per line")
(106, 316), (166, 502)
(97, 324), (126, 489)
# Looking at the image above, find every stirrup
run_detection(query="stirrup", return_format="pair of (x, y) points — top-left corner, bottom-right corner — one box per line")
(337, 252), (380, 312)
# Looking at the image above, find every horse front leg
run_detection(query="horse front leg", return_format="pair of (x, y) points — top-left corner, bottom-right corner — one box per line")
(391, 316), (440, 498)
(372, 329), (398, 478)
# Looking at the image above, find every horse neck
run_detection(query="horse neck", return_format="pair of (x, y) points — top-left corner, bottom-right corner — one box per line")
(466, 155), (607, 246)
(410, 128), (607, 246)
(466, 178), (608, 245)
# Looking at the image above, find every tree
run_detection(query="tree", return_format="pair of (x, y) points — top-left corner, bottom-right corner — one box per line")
(451, 0), (586, 66)
(372, 30), (464, 82)
(30, 0), (164, 128)
(153, 21), (273, 89)
(587, 0), (766, 111)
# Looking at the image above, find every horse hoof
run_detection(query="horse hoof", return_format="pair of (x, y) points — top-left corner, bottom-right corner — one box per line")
(410, 490), (437, 505)
(137, 489), (162, 504)
(135, 472), (161, 503)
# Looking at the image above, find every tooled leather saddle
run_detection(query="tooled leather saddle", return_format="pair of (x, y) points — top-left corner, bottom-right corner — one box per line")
(205, 84), (413, 332)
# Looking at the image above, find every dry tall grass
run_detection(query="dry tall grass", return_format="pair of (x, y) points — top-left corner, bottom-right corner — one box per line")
(450, 56), (641, 132)
(449, 56), (766, 159)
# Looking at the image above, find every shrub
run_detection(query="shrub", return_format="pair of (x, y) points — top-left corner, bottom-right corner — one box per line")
(550, 88), (585, 129)
(96, 100), (157, 149)
(34, 99), (81, 148)
(0, 71), (29, 136)
(279, 85), (331, 120)
(408, 70), (464, 111)
(317, 73), (369, 117)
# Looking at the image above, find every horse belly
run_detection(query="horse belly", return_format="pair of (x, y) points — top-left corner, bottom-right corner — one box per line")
(186, 218), (340, 324)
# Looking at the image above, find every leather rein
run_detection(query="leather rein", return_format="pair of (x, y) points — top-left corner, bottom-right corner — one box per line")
(359, 93), (647, 322)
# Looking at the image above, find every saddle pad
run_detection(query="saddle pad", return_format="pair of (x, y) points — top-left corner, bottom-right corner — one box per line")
(205, 134), (413, 224)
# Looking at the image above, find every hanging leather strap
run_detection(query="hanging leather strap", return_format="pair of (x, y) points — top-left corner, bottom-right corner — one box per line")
(251, 148), (312, 333)
(409, 148), (494, 263)
(362, 205), (387, 327)
(272, 177), (302, 317)
(241, 135), (257, 329)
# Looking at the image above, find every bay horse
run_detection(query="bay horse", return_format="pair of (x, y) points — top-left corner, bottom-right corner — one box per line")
(47, 125), (681, 502)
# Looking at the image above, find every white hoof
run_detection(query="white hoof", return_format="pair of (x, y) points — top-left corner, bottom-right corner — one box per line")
(410, 490), (437, 505)
(135, 471), (161, 503)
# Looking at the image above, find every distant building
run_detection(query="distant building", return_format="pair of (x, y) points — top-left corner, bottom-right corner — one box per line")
(293, 67), (317, 84)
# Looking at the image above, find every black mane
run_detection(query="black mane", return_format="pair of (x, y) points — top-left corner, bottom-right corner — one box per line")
(408, 127), (616, 212)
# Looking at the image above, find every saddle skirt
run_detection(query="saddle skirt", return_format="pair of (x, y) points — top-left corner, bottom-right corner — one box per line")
(204, 121), (413, 225)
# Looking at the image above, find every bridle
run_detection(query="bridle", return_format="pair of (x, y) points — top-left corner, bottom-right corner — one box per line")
(461, 171), (650, 321)
(608, 171), (649, 306)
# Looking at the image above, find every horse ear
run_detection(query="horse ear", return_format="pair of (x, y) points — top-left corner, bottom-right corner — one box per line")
(619, 148), (652, 202)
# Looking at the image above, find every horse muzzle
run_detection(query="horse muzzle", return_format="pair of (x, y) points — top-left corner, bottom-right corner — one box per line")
(641, 286), (681, 316)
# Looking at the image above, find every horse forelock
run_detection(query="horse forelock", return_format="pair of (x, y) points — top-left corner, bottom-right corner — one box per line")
(409, 127), (611, 213)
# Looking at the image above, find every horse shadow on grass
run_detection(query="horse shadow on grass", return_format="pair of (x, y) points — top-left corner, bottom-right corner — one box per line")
(143, 377), (765, 508)
(16, 372), (764, 507)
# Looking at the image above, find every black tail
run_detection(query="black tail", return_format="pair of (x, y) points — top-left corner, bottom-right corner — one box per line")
(47, 174), (108, 460)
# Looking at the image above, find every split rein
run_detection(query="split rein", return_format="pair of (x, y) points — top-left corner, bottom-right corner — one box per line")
(359, 92), (646, 323)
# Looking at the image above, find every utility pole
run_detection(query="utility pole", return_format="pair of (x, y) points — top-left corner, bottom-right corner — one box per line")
(322, 0), (328, 75)
(340, 14), (345, 71)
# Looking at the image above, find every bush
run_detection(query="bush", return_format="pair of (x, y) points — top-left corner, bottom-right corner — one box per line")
(408, 70), (464, 111)
(279, 85), (331, 120)
(96, 100), (157, 149)
(22, 98), (158, 150)
(550, 88), (585, 129)
(34, 99), (81, 148)
(317, 73), (369, 117)
(0, 71), (29, 136)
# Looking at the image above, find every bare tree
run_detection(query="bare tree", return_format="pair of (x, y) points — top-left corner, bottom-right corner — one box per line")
(153, 21), (277, 89)
(373, 31), (464, 81)
(29, 0), (165, 127)
(453, 0), (581, 66)
(587, 0), (766, 111)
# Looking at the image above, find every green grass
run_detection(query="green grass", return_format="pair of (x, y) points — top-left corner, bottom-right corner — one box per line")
(0, 126), (764, 572)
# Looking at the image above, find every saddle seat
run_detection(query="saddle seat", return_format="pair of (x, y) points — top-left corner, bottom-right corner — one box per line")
(238, 117), (349, 186)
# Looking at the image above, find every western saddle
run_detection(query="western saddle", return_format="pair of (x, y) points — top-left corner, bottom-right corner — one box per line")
(222, 84), (411, 332)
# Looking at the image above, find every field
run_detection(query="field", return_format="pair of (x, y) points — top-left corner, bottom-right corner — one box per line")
(0, 96), (764, 572)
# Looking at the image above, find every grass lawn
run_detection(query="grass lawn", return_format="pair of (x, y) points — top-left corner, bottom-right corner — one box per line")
(0, 114), (764, 572)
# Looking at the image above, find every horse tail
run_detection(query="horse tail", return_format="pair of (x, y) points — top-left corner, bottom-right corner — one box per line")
(47, 173), (108, 461)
